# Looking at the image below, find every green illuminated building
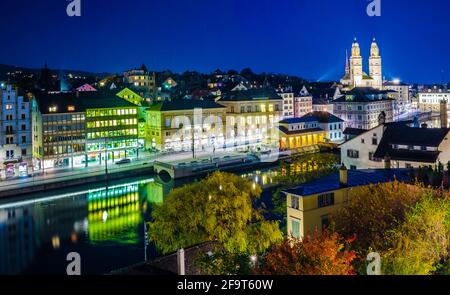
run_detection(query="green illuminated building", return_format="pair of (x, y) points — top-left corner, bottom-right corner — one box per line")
(85, 97), (139, 162)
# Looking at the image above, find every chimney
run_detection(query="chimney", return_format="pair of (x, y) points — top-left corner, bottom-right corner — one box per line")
(177, 248), (185, 275)
(384, 154), (391, 170)
(440, 99), (448, 128)
(339, 165), (348, 187)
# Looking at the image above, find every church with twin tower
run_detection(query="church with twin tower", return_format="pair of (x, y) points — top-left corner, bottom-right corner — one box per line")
(340, 38), (383, 90)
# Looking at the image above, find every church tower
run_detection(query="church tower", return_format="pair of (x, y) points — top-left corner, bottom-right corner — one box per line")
(369, 38), (383, 90)
(350, 38), (363, 88)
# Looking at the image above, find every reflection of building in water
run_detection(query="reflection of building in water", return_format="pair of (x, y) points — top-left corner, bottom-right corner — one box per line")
(33, 195), (88, 249)
(144, 178), (174, 205)
(0, 194), (87, 274)
(0, 208), (35, 274)
(87, 183), (142, 244)
(280, 160), (319, 176)
(240, 169), (279, 188)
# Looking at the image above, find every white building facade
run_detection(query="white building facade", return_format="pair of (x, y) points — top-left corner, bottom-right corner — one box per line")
(340, 122), (450, 170)
(0, 85), (33, 179)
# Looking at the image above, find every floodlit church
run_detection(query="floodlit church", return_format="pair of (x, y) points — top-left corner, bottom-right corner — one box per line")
(340, 38), (383, 90)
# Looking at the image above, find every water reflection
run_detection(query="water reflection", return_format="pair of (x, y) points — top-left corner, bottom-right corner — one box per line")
(0, 167), (279, 274)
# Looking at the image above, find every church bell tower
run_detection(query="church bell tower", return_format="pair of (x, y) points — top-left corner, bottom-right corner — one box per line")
(369, 38), (383, 90)
(350, 38), (363, 88)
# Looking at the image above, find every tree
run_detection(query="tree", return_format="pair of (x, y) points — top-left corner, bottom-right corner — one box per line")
(148, 172), (282, 254)
(256, 231), (356, 275)
(195, 251), (255, 275)
(333, 181), (426, 253)
(382, 195), (450, 275)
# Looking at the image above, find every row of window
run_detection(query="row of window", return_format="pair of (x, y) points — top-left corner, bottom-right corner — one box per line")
(87, 139), (138, 152)
(5, 149), (28, 158)
(336, 103), (391, 111)
(86, 118), (137, 128)
(5, 136), (28, 145)
(4, 125), (28, 133)
(44, 144), (86, 156)
(230, 104), (280, 113)
(391, 144), (432, 151)
(87, 129), (138, 139)
(4, 103), (28, 110)
(4, 114), (27, 120)
(44, 135), (85, 143)
(86, 108), (137, 117)
(290, 192), (335, 210)
(43, 114), (85, 122)
(44, 125), (85, 132)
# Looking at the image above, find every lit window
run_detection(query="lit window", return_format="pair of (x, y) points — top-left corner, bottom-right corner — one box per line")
(6, 104), (13, 110)
(49, 106), (57, 112)
(68, 105), (75, 111)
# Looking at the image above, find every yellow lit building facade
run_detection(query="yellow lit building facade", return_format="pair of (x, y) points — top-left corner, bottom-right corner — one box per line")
(218, 88), (283, 149)
(285, 167), (411, 240)
(146, 100), (226, 152)
(278, 117), (327, 154)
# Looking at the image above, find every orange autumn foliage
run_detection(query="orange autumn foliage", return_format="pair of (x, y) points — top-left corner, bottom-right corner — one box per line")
(257, 230), (356, 275)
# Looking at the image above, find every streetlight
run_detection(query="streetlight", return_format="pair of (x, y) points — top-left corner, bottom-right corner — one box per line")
(104, 137), (108, 177)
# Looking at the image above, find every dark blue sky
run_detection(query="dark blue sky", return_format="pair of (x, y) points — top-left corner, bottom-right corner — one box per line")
(0, 0), (449, 83)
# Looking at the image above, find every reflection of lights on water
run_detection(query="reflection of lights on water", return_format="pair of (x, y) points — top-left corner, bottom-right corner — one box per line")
(52, 235), (60, 249)
(71, 232), (78, 243)
(102, 211), (108, 222)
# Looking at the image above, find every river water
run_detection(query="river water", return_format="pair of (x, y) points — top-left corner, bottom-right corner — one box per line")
(0, 167), (281, 274)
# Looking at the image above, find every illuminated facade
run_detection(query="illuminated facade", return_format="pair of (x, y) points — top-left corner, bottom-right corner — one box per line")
(332, 87), (394, 130)
(115, 87), (148, 145)
(418, 86), (450, 113)
(218, 88), (283, 149)
(0, 85), (35, 179)
(35, 92), (139, 169)
(340, 38), (383, 90)
(123, 65), (156, 99)
(146, 100), (226, 152)
(278, 117), (327, 154)
(86, 104), (139, 163)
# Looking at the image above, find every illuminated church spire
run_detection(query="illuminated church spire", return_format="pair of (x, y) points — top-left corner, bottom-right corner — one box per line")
(350, 38), (363, 87)
(369, 37), (383, 89)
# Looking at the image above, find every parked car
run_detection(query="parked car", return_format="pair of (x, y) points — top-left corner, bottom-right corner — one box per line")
(115, 158), (131, 165)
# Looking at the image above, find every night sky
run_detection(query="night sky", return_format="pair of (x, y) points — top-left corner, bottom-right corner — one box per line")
(0, 0), (449, 83)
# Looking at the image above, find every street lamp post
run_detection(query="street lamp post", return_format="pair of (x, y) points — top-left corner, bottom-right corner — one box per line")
(104, 137), (108, 176)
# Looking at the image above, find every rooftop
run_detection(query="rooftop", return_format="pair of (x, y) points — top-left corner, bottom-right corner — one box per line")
(343, 127), (368, 136)
(279, 126), (324, 136)
(280, 117), (318, 124)
(283, 168), (412, 197)
(373, 124), (450, 162)
(300, 111), (344, 124)
(35, 90), (137, 114)
(333, 87), (395, 103)
(384, 81), (409, 87)
(220, 88), (282, 101)
(147, 99), (226, 112)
